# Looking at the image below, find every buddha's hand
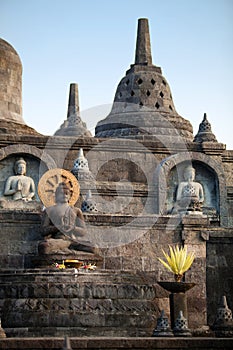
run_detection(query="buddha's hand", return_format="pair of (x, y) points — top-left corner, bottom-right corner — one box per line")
(17, 179), (22, 191)
(60, 224), (75, 234)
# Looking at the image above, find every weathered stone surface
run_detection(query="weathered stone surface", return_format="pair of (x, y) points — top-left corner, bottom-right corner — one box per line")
(194, 113), (218, 143)
(0, 18), (232, 341)
(0, 120), (41, 136)
(95, 19), (193, 142)
(0, 269), (158, 337)
(0, 38), (23, 124)
(0, 155), (47, 203)
(207, 230), (233, 326)
(0, 212), (210, 331)
(0, 337), (233, 350)
(55, 84), (92, 137)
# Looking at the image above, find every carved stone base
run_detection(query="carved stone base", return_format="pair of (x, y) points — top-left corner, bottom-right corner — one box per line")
(0, 269), (156, 337)
(31, 252), (102, 268)
(0, 198), (42, 211)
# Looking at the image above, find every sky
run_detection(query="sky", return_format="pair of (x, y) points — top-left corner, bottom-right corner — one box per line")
(0, 0), (233, 149)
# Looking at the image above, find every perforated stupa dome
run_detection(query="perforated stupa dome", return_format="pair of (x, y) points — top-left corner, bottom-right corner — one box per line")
(95, 19), (193, 143)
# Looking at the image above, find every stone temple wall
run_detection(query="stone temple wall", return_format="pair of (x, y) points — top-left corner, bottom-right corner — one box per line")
(0, 133), (232, 336)
(206, 229), (233, 325)
(0, 213), (209, 334)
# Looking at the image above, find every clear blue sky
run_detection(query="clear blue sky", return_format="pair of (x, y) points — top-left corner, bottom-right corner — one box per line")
(1, 0), (233, 149)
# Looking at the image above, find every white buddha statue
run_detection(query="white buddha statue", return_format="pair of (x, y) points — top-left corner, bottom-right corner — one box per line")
(175, 165), (204, 212)
(4, 158), (35, 202)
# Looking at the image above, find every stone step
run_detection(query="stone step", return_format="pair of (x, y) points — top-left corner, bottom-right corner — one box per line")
(0, 269), (158, 337)
(0, 337), (232, 350)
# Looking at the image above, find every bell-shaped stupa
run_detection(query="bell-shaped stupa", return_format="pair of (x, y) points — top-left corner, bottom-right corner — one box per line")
(95, 19), (193, 143)
(194, 113), (218, 143)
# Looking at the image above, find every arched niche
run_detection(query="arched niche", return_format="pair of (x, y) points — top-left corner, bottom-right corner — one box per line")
(0, 144), (56, 201)
(155, 152), (228, 226)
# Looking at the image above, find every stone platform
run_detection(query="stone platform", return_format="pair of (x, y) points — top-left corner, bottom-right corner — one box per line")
(0, 337), (232, 350)
(30, 251), (102, 268)
(0, 269), (158, 337)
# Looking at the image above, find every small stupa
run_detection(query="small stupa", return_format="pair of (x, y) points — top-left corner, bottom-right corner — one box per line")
(194, 113), (218, 143)
(71, 148), (94, 181)
(55, 83), (92, 137)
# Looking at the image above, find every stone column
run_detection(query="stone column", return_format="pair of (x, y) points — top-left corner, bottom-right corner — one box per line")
(181, 215), (210, 329)
(170, 292), (188, 329)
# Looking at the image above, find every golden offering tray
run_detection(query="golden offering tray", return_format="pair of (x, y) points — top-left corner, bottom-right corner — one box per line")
(64, 259), (83, 269)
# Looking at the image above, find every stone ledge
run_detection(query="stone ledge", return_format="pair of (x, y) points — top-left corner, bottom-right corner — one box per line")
(0, 133), (220, 154)
(197, 142), (226, 155)
(209, 229), (233, 239)
(0, 210), (41, 222)
(0, 337), (232, 350)
(182, 215), (210, 227)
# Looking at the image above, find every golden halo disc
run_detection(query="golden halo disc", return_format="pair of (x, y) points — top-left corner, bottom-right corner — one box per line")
(38, 168), (80, 207)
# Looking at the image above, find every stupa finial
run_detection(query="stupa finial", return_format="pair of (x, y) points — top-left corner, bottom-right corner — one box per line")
(67, 83), (80, 118)
(135, 18), (152, 65)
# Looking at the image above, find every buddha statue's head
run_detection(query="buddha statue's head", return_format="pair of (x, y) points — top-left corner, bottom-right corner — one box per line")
(55, 182), (71, 204)
(14, 158), (26, 175)
(183, 165), (195, 182)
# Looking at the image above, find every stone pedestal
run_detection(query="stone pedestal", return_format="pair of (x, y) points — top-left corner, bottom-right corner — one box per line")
(0, 269), (157, 337)
(158, 282), (195, 329)
(30, 251), (102, 268)
(170, 293), (187, 329)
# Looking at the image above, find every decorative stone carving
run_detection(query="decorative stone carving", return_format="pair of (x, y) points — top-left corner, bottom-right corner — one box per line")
(194, 113), (218, 143)
(212, 296), (233, 337)
(3, 157), (35, 201)
(152, 310), (173, 337)
(173, 165), (204, 214)
(71, 148), (94, 181)
(38, 168), (80, 207)
(81, 190), (98, 213)
(173, 310), (192, 337)
(38, 170), (94, 255)
(156, 152), (225, 222)
(95, 18), (193, 143)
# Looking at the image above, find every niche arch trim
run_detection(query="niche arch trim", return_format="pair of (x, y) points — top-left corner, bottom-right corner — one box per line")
(155, 151), (227, 226)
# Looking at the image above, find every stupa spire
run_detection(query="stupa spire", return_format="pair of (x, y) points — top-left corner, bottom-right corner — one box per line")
(54, 83), (92, 137)
(135, 18), (152, 65)
(67, 83), (80, 118)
